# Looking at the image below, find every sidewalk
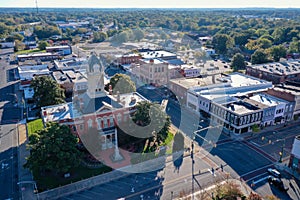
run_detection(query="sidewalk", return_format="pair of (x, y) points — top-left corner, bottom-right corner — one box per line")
(275, 162), (300, 181)
(179, 178), (255, 200)
(17, 120), (37, 200)
(229, 118), (300, 141)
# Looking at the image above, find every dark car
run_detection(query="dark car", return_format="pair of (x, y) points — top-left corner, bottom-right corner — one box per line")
(268, 176), (288, 191)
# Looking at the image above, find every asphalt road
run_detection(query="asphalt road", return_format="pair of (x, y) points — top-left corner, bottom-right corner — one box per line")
(0, 48), (21, 200)
(59, 150), (228, 200)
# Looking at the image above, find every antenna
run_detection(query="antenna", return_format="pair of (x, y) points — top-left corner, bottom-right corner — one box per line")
(35, 0), (39, 14)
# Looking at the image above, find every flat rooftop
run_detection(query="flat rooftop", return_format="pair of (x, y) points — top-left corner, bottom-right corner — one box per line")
(248, 60), (300, 75)
(52, 71), (71, 85)
(250, 93), (289, 106)
(46, 45), (70, 50)
(41, 102), (73, 123)
(18, 64), (50, 80)
(170, 74), (224, 89)
(17, 52), (58, 58)
(140, 58), (165, 64)
(54, 58), (87, 71)
(139, 50), (177, 59)
(221, 98), (265, 115)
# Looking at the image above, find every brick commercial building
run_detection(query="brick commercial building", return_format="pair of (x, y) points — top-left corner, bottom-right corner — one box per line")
(246, 60), (300, 84)
(267, 83), (300, 119)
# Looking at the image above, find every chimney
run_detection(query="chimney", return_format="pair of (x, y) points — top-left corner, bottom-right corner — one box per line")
(149, 59), (154, 64)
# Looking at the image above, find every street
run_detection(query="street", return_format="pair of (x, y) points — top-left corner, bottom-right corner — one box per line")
(57, 85), (300, 200)
(0, 48), (22, 200)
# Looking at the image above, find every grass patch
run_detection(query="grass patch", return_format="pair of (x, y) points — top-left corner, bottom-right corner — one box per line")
(27, 119), (44, 136)
(34, 165), (112, 191)
(16, 49), (46, 55)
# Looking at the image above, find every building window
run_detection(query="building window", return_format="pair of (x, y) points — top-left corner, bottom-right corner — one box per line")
(80, 124), (84, 130)
(162, 67), (164, 72)
(88, 119), (93, 128)
(103, 116), (108, 128)
(97, 118), (102, 130)
(110, 116), (114, 127)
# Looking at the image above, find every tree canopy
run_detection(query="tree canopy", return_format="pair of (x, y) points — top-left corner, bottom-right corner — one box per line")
(231, 53), (246, 71)
(24, 122), (82, 174)
(106, 73), (136, 95)
(131, 101), (171, 152)
(251, 49), (269, 64)
(31, 76), (65, 108)
(38, 41), (49, 50)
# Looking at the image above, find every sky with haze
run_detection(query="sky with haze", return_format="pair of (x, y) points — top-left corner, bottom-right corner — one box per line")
(0, 0), (299, 8)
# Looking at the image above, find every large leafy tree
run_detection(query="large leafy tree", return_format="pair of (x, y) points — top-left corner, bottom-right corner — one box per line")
(31, 76), (65, 108)
(212, 34), (233, 54)
(24, 122), (82, 174)
(38, 41), (49, 50)
(93, 31), (107, 43)
(131, 102), (171, 151)
(251, 49), (268, 64)
(106, 73), (136, 94)
(288, 37), (300, 53)
(269, 45), (287, 62)
(231, 53), (246, 71)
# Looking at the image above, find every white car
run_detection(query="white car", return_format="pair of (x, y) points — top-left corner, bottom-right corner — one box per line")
(268, 168), (281, 178)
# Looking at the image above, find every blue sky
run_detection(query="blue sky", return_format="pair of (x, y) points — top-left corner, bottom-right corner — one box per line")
(0, 0), (299, 8)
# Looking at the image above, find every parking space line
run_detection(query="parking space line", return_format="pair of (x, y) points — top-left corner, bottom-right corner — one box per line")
(98, 186), (116, 193)
(86, 189), (104, 196)
(60, 196), (74, 200)
(75, 193), (94, 200)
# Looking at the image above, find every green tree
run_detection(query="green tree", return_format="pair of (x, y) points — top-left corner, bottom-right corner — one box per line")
(231, 53), (245, 71)
(132, 28), (144, 41)
(24, 122), (82, 174)
(6, 33), (24, 42)
(14, 40), (25, 52)
(289, 37), (300, 53)
(269, 45), (287, 62)
(212, 34), (233, 54)
(93, 31), (107, 43)
(80, 127), (102, 154)
(106, 73), (136, 94)
(38, 41), (49, 50)
(272, 28), (285, 44)
(251, 49), (268, 64)
(132, 102), (171, 152)
(31, 76), (65, 108)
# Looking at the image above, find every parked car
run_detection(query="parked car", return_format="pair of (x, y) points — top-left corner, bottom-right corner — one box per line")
(268, 176), (288, 191)
(268, 168), (281, 178)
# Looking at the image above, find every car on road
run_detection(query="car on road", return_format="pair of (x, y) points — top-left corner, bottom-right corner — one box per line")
(268, 176), (288, 191)
(268, 168), (281, 178)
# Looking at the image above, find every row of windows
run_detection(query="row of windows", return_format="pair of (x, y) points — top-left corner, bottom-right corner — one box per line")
(211, 104), (262, 126)
(150, 66), (166, 73)
(85, 114), (125, 130)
